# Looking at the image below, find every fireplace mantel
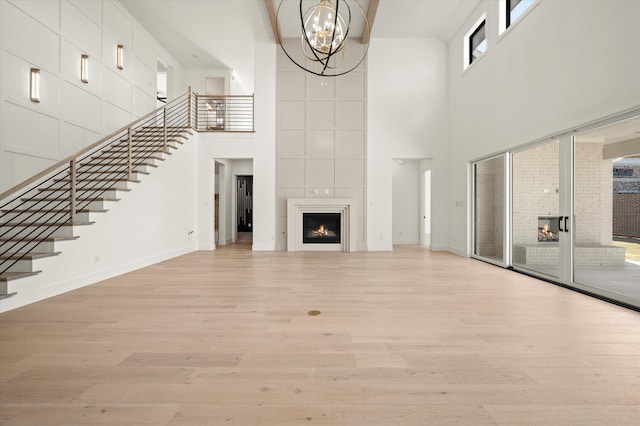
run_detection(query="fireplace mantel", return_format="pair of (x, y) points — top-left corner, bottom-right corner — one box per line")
(287, 198), (357, 252)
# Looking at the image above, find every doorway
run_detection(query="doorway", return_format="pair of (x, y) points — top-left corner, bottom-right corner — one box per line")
(422, 169), (432, 247)
(205, 77), (225, 95)
(156, 61), (167, 106)
(391, 159), (432, 247)
(213, 159), (254, 247)
(392, 159), (420, 245)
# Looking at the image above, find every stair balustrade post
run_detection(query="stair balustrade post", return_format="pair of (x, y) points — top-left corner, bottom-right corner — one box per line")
(163, 107), (168, 153)
(69, 158), (77, 224)
(195, 94), (199, 131)
(188, 86), (193, 129)
(127, 127), (133, 179)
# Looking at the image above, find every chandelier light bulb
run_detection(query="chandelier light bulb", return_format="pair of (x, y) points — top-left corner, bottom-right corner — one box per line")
(276, 0), (369, 77)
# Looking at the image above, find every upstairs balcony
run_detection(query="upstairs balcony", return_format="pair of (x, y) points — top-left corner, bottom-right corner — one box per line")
(194, 94), (254, 133)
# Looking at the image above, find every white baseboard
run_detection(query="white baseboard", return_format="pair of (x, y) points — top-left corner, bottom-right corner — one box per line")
(252, 243), (275, 251)
(367, 243), (393, 251)
(393, 239), (420, 245)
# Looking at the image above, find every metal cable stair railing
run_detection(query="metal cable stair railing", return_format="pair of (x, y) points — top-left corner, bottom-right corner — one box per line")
(0, 90), (198, 296)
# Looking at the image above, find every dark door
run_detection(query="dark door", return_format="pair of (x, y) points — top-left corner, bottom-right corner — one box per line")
(237, 175), (253, 232)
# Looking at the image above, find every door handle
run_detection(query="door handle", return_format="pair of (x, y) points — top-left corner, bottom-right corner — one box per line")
(564, 216), (569, 232)
(558, 216), (564, 233)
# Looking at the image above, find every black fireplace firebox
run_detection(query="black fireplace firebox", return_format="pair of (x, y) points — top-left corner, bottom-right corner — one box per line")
(303, 213), (341, 244)
(538, 215), (560, 242)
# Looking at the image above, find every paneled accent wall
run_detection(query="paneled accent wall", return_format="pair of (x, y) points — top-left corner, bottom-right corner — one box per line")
(275, 44), (367, 251)
(0, 0), (159, 192)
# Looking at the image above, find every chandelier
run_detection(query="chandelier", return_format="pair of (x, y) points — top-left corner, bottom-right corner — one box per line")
(276, 0), (370, 77)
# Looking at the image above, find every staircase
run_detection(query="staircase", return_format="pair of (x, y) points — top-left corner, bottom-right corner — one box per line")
(0, 92), (195, 298)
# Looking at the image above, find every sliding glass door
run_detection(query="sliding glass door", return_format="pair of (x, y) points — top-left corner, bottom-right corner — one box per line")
(572, 118), (640, 306)
(472, 110), (640, 309)
(472, 155), (507, 266)
(511, 140), (565, 279)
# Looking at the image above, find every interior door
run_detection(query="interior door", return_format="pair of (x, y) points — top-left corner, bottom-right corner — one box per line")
(237, 175), (253, 233)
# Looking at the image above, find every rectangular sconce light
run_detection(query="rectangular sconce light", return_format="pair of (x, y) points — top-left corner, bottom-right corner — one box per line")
(80, 54), (89, 83)
(30, 68), (40, 102)
(117, 44), (124, 70)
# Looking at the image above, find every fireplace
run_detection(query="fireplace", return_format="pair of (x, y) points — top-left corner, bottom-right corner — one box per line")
(287, 198), (357, 252)
(303, 213), (341, 244)
(538, 215), (559, 242)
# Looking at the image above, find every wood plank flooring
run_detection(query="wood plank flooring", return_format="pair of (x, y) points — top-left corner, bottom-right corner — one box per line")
(1, 245), (639, 425)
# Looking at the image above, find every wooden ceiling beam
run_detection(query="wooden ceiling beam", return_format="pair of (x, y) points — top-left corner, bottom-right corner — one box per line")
(264, 0), (280, 44)
(361, 0), (379, 44)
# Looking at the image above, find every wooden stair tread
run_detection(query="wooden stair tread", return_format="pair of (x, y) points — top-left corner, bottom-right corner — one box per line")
(24, 197), (120, 202)
(102, 154), (169, 158)
(91, 156), (166, 162)
(83, 162), (158, 167)
(3, 221), (94, 227)
(56, 178), (141, 183)
(76, 171), (150, 176)
(0, 271), (41, 282)
(0, 252), (61, 261)
(3, 208), (108, 214)
(38, 187), (132, 192)
(0, 236), (79, 242)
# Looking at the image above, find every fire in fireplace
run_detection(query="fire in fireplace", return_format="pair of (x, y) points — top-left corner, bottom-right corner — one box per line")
(303, 213), (341, 244)
(538, 215), (559, 242)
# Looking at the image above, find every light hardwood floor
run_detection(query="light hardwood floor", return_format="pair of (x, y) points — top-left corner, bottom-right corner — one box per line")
(1, 245), (639, 425)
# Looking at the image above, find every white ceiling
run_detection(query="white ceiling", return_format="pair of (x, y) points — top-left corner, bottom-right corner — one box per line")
(119, 0), (481, 70)
(576, 116), (640, 145)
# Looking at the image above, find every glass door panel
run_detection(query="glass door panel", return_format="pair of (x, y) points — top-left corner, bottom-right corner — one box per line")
(512, 140), (561, 278)
(473, 155), (506, 265)
(573, 117), (640, 307)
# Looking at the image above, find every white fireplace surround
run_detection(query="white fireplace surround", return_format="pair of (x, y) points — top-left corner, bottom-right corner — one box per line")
(287, 198), (357, 252)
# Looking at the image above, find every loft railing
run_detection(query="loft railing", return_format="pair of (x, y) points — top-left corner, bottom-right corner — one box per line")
(195, 95), (254, 132)
(0, 89), (197, 276)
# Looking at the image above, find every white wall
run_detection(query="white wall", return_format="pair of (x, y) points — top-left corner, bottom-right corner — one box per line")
(448, 0), (640, 255)
(367, 38), (449, 250)
(0, 135), (198, 313)
(0, 0), (184, 192)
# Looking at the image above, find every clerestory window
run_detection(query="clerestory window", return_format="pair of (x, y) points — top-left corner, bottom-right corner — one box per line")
(500, 0), (536, 34)
(464, 15), (487, 70)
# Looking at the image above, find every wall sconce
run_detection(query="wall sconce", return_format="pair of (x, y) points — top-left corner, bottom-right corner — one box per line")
(116, 44), (124, 70)
(30, 68), (40, 102)
(80, 54), (89, 83)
